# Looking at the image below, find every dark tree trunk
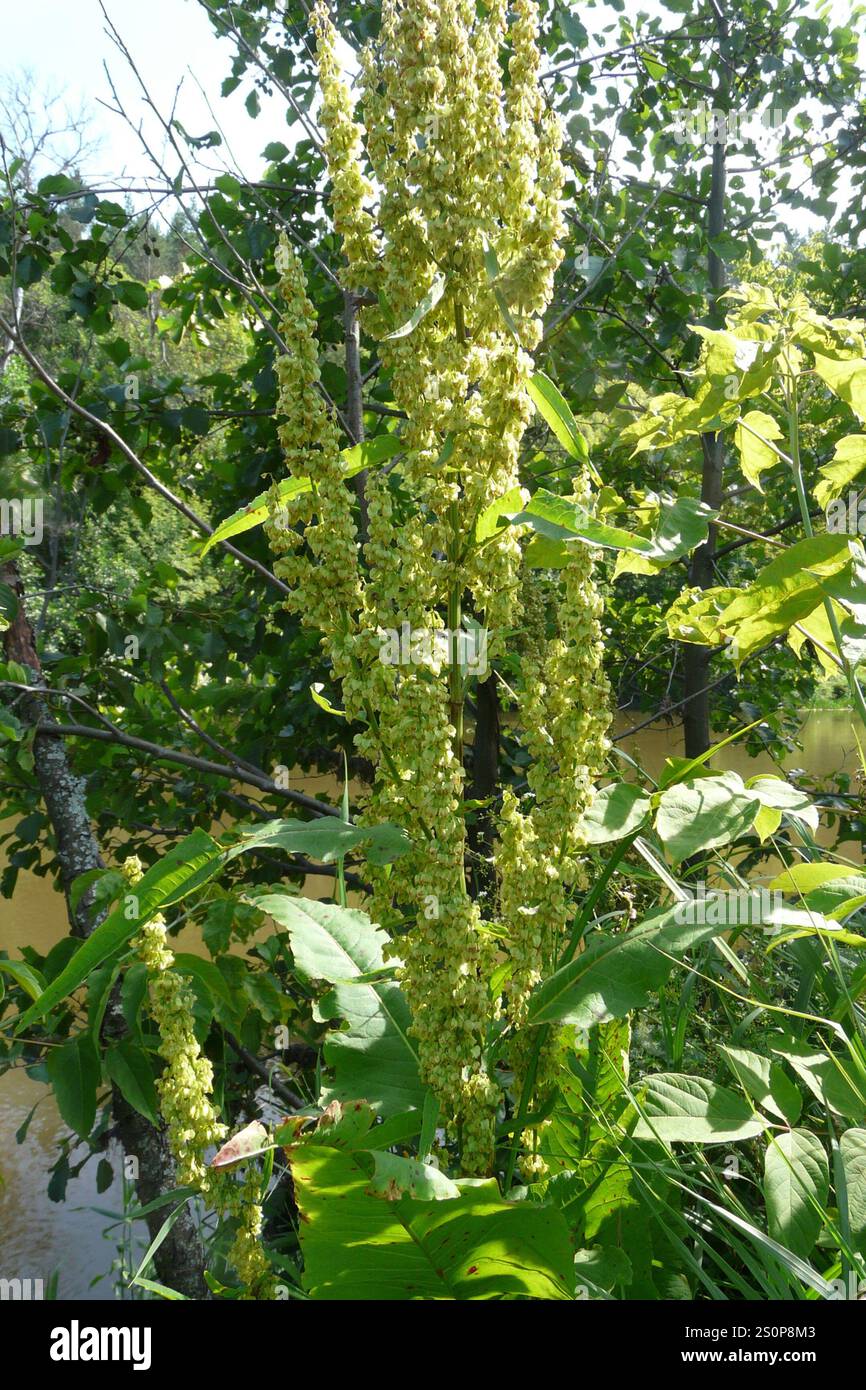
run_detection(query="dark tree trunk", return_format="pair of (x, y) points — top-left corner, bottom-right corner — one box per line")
(468, 671), (500, 902)
(683, 6), (729, 759)
(683, 432), (725, 758)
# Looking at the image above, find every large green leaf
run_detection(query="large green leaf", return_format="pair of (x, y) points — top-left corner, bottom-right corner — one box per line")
(734, 409), (783, 491)
(513, 489), (648, 553)
(226, 816), (410, 867)
(514, 489), (714, 575)
(745, 776), (818, 835)
(104, 1040), (159, 1126)
(768, 1039), (866, 1124)
(713, 534), (851, 663)
(769, 862), (866, 895)
(717, 1044), (801, 1126)
(800, 876), (866, 921)
(526, 372), (589, 462)
(46, 1034), (101, 1138)
(18, 818), (409, 1032)
(787, 597), (852, 676)
(813, 353), (866, 423)
(654, 770), (760, 864)
(253, 895), (424, 1115)
(474, 486), (527, 544)
(290, 1147), (574, 1300)
(318, 978), (423, 1116)
(526, 905), (722, 1028)
(634, 1073), (771, 1144)
(840, 1128), (866, 1260)
(815, 435), (866, 509)
(613, 495), (717, 578)
(254, 895), (388, 981)
(763, 1129), (828, 1259)
(624, 331), (776, 452)
(575, 782), (651, 845)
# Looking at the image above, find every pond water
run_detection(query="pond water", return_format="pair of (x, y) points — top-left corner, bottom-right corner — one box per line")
(0, 710), (861, 1298)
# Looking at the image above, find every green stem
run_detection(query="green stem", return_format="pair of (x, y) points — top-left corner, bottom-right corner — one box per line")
(503, 1025), (546, 1192)
(556, 835), (634, 970)
(786, 370), (866, 733)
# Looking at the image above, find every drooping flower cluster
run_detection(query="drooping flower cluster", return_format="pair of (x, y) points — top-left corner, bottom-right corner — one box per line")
(496, 476), (611, 1174)
(221, 1167), (273, 1300)
(122, 856), (226, 1193)
(264, 235), (363, 669)
(311, 2), (380, 289)
(122, 857), (272, 1296)
(265, 0), (599, 1175)
(501, 480), (611, 1025)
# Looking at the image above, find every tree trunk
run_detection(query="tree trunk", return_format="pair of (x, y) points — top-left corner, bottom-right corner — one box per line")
(1, 561), (210, 1299)
(683, 432), (725, 758)
(683, 6), (729, 759)
(468, 672), (500, 902)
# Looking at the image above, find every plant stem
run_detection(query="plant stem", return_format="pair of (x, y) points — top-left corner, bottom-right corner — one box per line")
(556, 835), (634, 970)
(503, 1025), (546, 1192)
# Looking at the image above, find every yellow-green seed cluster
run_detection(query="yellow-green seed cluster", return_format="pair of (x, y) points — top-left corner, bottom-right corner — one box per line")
(122, 856), (226, 1193)
(263, 1), (605, 1175)
(497, 477), (611, 1164)
(121, 857), (272, 1296)
(222, 1167), (274, 1299)
(264, 235), (363, 661)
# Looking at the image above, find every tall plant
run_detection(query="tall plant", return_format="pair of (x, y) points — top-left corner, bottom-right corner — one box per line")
(260, 0), (610, 1174)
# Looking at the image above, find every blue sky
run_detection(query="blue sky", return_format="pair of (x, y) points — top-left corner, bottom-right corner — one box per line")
(1, 0), (287, 188)
(1, 0), (859, 236)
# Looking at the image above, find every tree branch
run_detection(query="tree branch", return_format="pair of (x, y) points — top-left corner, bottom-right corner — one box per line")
(31, 719), (341, 818)
(0, 310), (290, 598)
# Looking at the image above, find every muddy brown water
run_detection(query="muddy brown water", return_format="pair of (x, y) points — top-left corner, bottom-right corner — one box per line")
(0, 713), (861, 1298)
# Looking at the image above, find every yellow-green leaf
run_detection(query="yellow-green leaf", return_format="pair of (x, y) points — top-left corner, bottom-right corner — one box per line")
(735, 410), (783, 491)
(815, 435), (866, 510)
(814, 354), (866, 423)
